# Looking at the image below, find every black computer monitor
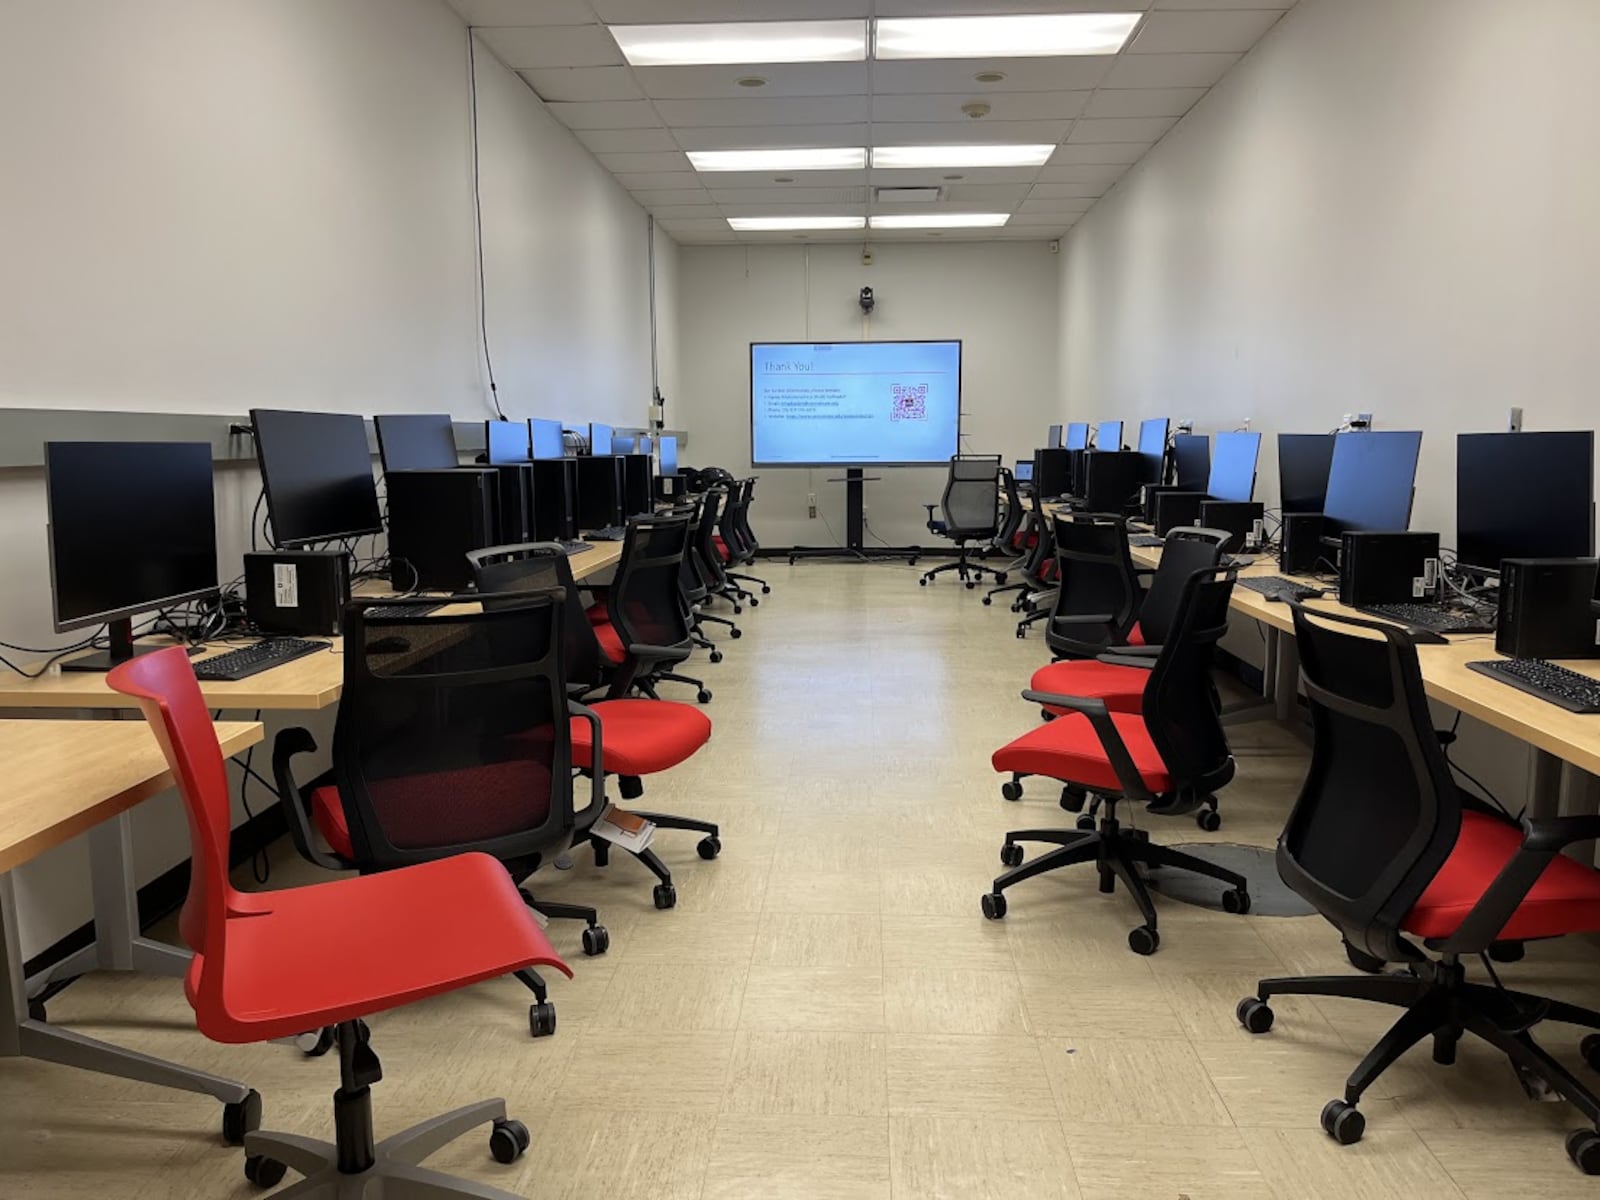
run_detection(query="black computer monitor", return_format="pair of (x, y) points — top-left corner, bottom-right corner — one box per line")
(1457, 431), (1595, 574)
(251, 409), (383, 548)
(1095, 421), (1123, 451)
(590, 422), (614, 456)
(1278, 433), (1337, 515)
(485, 419), (530, 465)
(45, 441), (219, 672)
(530, 418), (566, 460)
(375, 414), (457, 472)
(1322, 430), (1423, 533)
(1046, 424), (1063, 449)
(1014, 459), (1034, 484)
(1172, 434), (1210, 491)
(660, 435), (679, 477)
(1064, 422), (1089, 451)
(1136, 418), (1169, 484)
(1207, 431), (1261, 503)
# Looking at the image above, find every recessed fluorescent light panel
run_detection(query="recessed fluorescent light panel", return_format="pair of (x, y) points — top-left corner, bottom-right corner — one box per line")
(872, 145), (1055, 170)
(728, 216), (867, 231)
(874, 14), (1141, 60)
(869, 213), (1011, 229)
(612, 20), (868, 67)
(688, 148), (868, 173)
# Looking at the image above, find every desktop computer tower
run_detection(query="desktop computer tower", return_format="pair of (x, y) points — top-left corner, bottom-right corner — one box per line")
(576, 455), (626, 530)
(1280, 513), (1327, 575)
(1496, 558), (1600, 659)
(491, 463), (533, 545)
(1338, 530), (1440, 607)
(1200, 501), (1266, 554)
(1033, 448), (1071, 499)
(244, 550), (350, 637)
(531, 458), (580, 542)
(1140, 484), (1185, 523)
(386, 468), (497, 591)
(1152, 491), (1205, 537)
(621, 453), (654, 516)
(1081, 452), (1144, 516)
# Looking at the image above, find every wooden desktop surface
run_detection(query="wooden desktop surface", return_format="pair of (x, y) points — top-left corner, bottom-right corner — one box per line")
(0, 719), (263, 873)
(0, 541), (623, 714)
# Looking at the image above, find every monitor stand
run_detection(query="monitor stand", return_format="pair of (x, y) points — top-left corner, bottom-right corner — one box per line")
(61, 617), (167, 673)
(788, 468), (919, 566)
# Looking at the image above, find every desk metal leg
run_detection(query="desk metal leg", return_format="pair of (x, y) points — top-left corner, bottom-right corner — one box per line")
(1527, 749), (1565, 822)
(1273, 631), (1301, 725)
(1221, 624), (1281, 727)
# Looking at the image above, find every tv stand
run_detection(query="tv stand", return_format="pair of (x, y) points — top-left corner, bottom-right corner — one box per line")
(788, 468), (920, 565)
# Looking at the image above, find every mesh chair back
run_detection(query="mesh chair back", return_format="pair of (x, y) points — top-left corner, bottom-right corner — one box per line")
(333, 593), (576, 870)
(694, 486), (732, 590)
(678, 493), (711, 604)
(1045, 513), (1141, 658)
(735, 477), (762, 554)
(467, 543), (607, 687)
(1135, 528), (1229, 646)
(612, 515), (695, 657)
(941, 455), (1002, 537)
(1279, 604), (1460, 964)
(1142, 567), (1237, 796)
(997, 469), (1024, 548)
(718, 480), (752, 563)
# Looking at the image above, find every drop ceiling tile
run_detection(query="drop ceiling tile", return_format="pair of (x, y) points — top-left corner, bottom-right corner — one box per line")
(635, 62), (871, 100)
(710, 186), (868, 204)
(475, 25), (622, 69)
(867, 166), (1040, 187)
(653, 96), (868, 126)
(1157, 0), (1291, 8)
(720, 202), (867, 216)
(1067, 116), (1178, 144)
(1103, 51), (1241, 88)
(649, 204), (728, 219)
(1085, 86), (1207, 119)
(519, 67), (643, 102)
(672, 124), (870, 151)
(657, 218), (738, 235)
(447, 0), (594, 24)
(631, 188), (716, 207)
(872, 58), (1112, 94)
(1035, 162), (1127, 186)
(870, 119), (1071, 145)
(1019, 196), (1094, 213)
(938, 183), (1030, 204)
(575, 127), (681, 154)
(1009, 211), (1085, 225)
(694, 168), (869, 188)
(1048, 142), (1151, 165)
(876, 0), (1149, 11)
(546, 100), (661, 130)
(596, 151), (693, 173)
(1030, 181), (1105, 199)
(1129, 9), (1286, 53)
(615, 171), (704, 190)
(870, 91), (1089, 124)
(592, 0), (868, 19)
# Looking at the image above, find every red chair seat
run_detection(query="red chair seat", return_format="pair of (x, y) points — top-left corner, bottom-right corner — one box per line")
(1403, 811), (1600, 942)
(992, 712), (1171, 794)
(189, 852), (569, 1044)
(311, 785), (353, 859)
(592, 619), (626, 664)
(713, 534), (731, 562)
(1127, 622), (1146, 646)
(571, 699), (711, 776)
(585, 601), (609, 626)
(1030, 659), (1149, 716)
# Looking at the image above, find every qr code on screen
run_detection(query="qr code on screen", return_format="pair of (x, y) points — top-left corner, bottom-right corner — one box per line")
(891, 384), (928, 421)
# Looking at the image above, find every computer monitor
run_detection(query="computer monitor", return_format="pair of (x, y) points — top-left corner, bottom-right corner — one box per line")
(590, 422), (614, 456)
(485, 419), (530, 466)
(1095, 421), (1123, 451)
(1457, 431), (1595, 574)
(1278, 433), (1337, 515)
(1136, 418), (1169, 484)
(1207, 431), (1261, 503)
(375, 414), (457, 472)
(1014, 459), (1034, 484)
(251, 409), (383, 547)
(659, 435), (679, 477)
(1047, 424), (1063, 449)
(1172, 434), (1210, 491)
(45, 441), (219, 671)
(1064, 422), (1090, 451)
(530, 418), (567, 460)
(1322, 430), (1424, 533)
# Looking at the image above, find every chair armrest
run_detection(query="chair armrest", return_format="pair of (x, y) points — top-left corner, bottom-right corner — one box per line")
(1133, 566), (1158, 576)
(626, 641), (688, 662)
(1106, 645), (1161, 659)
(269, 727), (346, 872)
(1049, 612), (1116, 626)
(567, 700), (607, 820)
(1096, 652), (1157, 670)
(1019, 689), (1155, 803)
(1437, 815), (1600, 954)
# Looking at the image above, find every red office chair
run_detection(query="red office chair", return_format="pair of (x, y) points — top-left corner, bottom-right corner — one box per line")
(108, 647), (569, 1198)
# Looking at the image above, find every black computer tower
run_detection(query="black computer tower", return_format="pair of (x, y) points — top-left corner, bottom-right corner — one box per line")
(621, 453), (654, 516)
(1338, 531), (1440, 607)
(244, 550), (350, 637)
(1033, 448), (1072, 499)
(1152, 491), (1206, 537)
(1200, 500), (1266, 555)
(1496, 558), (1600, 659)
(491, 463), (533, 545)
(1081, 452), (1144, 515)
(1280, 513), (1327, 575)
(576, 455), (626, 530)
(531, 458), (579, 542)
(385, 468), (497, 591)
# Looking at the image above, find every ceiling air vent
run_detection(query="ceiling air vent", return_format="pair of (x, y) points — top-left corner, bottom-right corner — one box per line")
(874, 186), (940, 204)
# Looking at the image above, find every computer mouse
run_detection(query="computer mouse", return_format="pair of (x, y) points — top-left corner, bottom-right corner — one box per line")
(367, 636), (411, 654)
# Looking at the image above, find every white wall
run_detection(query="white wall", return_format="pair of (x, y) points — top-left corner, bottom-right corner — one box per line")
(0, 0), (663, 953)
(677, 241), (1062, 548)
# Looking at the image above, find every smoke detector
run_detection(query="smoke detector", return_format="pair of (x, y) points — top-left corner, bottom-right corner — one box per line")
(961, 101), (992, 120)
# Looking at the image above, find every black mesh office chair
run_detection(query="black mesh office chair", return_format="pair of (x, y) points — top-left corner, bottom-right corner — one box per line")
(695, 484), (751, 618)
(919, 454), (1006, 589)
(720, 478), (771, 598)
(1013, 487), (1062, 636)
(1040, 513), (1147, 660)
(603, 514), (712, 704)
(272, 592), (607, 1038)
(1237, 605), (1600, 1168)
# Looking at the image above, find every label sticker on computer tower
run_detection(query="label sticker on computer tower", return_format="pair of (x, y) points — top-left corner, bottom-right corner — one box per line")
(273, 563), (299, 609)
(1413, 576), (1427, 598)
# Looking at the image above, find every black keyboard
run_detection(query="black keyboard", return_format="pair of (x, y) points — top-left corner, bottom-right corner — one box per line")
(559, 539), (593, 554)
(588, 526), (627, 542)
(361, 603), (442, 620)
(1238, 576), (1323, 603)
(1358, 603), (1495, 635)
(193, 637), (326, 682)
(1468, 658), (1600, 714)
(1129, 534), (1164, 548)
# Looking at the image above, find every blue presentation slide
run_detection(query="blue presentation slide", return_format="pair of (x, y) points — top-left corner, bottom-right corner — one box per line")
(750, 340), (962, 466)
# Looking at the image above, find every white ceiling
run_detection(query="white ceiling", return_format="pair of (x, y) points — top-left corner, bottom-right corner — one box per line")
(450, 0), (1297, 243)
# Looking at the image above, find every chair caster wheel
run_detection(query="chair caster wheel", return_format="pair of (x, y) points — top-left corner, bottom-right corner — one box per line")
(1076, 814), (1096, 831)
(1059, 786), (1086, 812)
(1236, 997), (1274, 1034)
(528, 1002), (557, 1038)
(697, 835), (722, 860)
(709, 650), (723, 663)
(996, 573), (1008, 585)
(1222, 888), (1251, 915)
(733, 605), (743, 614)
(965, 581), (976, 590)
(1196, 808), (1222, 832)
(982, 596), (992, 606)
(244, 1155), (287, 1188)
(697, 689), (713, 704)
(582, 925), (610, 956)
(1015, 629), (1026, 639)
(762, 585), (771, 594)
(919, 578), (928, 587)
(730, 628), (742, 639)
(1488, 940), (1526, 963)
(1320, 1099), (1364, 1145)
(980, 892), (1007, 920)
(750, 597), (760, 607)
(490, 1118), (531, 1164)
(223, 1089), (263, 1145)
(1343, 941), (1386, 974)
(654, 883), (678, 910)
(1127, 925), (1160, 956)
(298, 1026), (337, 1057)
(1000, 781), (1022, 802)
(1000, 842), (1024, 868)
(1568, 1129), (1600, 1174)
(1581, 1034), (1600, 1073)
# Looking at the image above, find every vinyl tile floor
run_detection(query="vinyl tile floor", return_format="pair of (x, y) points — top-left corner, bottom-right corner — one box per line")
(8, 562), (1600, 1199)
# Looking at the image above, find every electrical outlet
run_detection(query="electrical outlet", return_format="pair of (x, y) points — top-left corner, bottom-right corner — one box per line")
(807, 492), (817, 519)
(1509, 406), (1524, 432)
(1357, 411), (1374, 428)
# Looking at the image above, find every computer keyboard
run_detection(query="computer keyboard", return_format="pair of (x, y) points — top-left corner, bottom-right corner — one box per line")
(1129, 534), (1164, 548)
(1467, 658), (1600, 714)
(361, 603), (442, 620)
(192, 637), (327, 682)
(587, 526), (627, 541)
(559, 539), (593, 554)
(1238, 576), (1323, 603)
(1357, 603), (1495, 636)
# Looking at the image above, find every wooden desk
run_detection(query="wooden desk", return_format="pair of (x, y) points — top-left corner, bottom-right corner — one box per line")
(1, 719), (263, 1126)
